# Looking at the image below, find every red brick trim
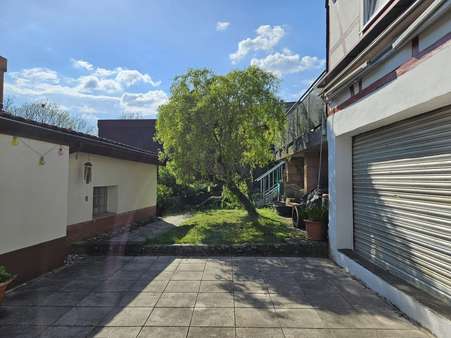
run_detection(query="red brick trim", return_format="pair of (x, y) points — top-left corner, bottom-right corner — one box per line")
(329, 32), (451, 116)
(0, 236), (68, 287)
(67, 205), (156, 242)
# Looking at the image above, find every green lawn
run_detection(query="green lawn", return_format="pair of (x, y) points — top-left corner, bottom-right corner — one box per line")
(146, 208), (305, 245)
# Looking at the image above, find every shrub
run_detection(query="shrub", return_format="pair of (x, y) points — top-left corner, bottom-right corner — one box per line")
(0, 266), (12, 283)
(304, 205), (328, 223)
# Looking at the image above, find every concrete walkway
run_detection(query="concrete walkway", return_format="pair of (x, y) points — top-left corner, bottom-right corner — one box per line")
(106, 214), (191, 245)
(0, 256), (431, 337)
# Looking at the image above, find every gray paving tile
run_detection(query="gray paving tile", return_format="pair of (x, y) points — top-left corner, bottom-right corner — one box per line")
(54, 306), (112, 326)
(171, 271), (204, 281)
(156, 292), (197, 307)
(78, 292), (124, 307)
(196, 292), (234, 308)
(200, 281), (234, 293)
(188, 327), (235, 338)
(375, 329), (433, 338)
(237, 327), (284, 338)
(177, 263), (206, 272)
(0, 325), (46, 338)
(234, 281), (269, 294)
(0, 306), (71, 325)
(235, 308), (280, 328)
(283, 328), (335, 338)
(276, 309), (325, 328)
(270, 293), (311, 309)
(234, 293), (273, 308)
(89, 326), (141, 337)
(39, 326), (94, 337)
(165, 281), (200, 293)
(138, 326), (188, 338)
(131, 279), (168, 292)
(119, 292), (161, 307)
(329, 329), (379, 338)
(101, 307), (152, 326)
(94, 279), (136, 292)
(191, 308), (235, 327)
(2, 289), (55, 306)
(41, 292), (89, 306)
(146, 307), (193, 326)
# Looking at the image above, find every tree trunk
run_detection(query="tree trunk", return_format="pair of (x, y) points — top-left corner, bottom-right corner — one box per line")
(227, 182), (259, 218)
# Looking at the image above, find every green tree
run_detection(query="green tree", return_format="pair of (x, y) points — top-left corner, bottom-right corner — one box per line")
(156, 66), (284, 217)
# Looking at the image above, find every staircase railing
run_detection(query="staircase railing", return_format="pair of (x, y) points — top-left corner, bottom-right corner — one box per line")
(254, 161), (285, 207)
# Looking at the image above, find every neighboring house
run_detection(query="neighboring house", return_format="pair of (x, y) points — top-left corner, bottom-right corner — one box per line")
(321, 1), (450, 336)
(0, 90), (160, 283)
(98, 119), (160, 153)
(275, 72), (328, 201)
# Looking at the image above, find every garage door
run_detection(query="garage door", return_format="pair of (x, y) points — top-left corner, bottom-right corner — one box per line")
(352, 106), (451, 301)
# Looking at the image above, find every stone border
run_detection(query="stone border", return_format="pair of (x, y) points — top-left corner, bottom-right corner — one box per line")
(71, 240), (328, 257)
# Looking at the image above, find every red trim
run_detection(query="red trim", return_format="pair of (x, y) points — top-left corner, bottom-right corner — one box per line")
(67, 205), (156, 242)
(0, 237), (67, 287)
(329, 32), (451, 116)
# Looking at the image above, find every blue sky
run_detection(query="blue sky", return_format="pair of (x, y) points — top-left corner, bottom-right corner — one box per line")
(1, 0), (326, 129)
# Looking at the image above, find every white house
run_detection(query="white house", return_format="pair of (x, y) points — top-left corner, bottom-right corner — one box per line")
(321, 1), (450, 337)
(0, 109), (159, 284)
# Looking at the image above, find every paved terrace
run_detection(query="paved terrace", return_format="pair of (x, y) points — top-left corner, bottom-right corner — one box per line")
(0, 256), (431, 337)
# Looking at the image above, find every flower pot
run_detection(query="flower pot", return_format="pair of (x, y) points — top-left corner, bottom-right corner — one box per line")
(0, 277), (15, 304)
(304, 219), (326, 241)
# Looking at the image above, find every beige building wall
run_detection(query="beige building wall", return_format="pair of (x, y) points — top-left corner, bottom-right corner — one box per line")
(328, 0), (361, 70)
(0, 134), (69, 255)
(67, 152), (157, 225)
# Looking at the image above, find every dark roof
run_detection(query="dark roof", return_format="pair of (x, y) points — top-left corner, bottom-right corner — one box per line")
(0, 112), (160, 165)
(283, 101), (297, 112)
(97, 119), (161, 153)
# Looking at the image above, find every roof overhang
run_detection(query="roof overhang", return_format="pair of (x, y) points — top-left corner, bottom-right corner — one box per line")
(0, 112), (161, 165)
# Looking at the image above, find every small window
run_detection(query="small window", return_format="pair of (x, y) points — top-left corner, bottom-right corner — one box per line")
(363, 0), (389, 25)
(93, 186), (108, 217)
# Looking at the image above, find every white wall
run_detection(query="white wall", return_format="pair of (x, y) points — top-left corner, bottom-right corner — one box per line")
(67, 152), (157, 225)
(0, 134), (69, 254)
(327, 19), (451, 338)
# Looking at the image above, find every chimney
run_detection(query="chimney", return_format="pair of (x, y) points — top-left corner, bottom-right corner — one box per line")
(0, 56), (7, 111)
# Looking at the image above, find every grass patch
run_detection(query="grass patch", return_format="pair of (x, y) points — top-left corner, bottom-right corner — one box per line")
(146, 208), (305, 245)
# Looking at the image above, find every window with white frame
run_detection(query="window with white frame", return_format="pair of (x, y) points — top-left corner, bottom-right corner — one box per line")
(363, 0), (390, 25)
(93, 186), (108, 217)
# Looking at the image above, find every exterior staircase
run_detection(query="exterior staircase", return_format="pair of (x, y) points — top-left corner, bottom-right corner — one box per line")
(254, 161), (285, 207)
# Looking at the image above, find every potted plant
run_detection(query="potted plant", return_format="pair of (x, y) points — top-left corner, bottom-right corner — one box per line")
(0, 265), (14, 304)
(303, 205), (328, 241)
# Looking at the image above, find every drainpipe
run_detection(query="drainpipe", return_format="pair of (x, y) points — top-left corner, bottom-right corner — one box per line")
(0, 56), (6, 111)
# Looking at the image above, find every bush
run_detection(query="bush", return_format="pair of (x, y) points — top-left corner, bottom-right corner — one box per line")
(157, 167), (216, 215)
(221, 182), (250, 210)
(304, 205), (328, 223)
(0, 265), (12, 283)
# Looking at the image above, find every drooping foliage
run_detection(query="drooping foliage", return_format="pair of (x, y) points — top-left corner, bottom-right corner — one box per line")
(156, 66), (284, 217)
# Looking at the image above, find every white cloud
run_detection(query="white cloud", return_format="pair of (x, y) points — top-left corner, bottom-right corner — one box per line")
(216, 21), (230, 31)
(10, 68), (60, 85)
(78, 75), (122, 94)
(71, 59), (161, 90)
(251, 49), (325, 77)
(230, 25), (285, 64)
(115, 69), (161, 87)
(6, 59), (167, 118)
(120, 90), (168, 115)
(71, 59), (94, 71)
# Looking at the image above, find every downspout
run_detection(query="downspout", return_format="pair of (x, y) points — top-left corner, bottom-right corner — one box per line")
(0, 56), (7, 111)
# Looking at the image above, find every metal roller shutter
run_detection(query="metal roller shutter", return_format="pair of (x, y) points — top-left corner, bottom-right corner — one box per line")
(352, 106), (451, 302)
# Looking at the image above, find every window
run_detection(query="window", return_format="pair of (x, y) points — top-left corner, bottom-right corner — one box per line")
(363, 0), (390, 25)
(93, 186), (108, 217)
